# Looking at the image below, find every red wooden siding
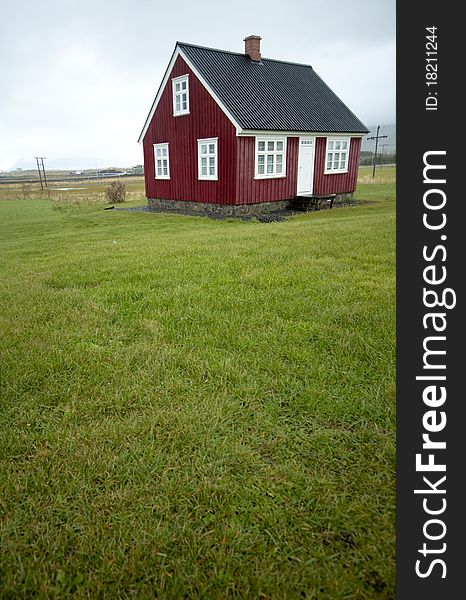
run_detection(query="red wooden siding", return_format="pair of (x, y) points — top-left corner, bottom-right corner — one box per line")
(313, 137), (361, 195)
(142, 53), (361, 205)
(235, 136), (299, 204)
(142, 55), (237, 204)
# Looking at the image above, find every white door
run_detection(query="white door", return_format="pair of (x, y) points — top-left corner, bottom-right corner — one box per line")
(297, 137), (315, 195)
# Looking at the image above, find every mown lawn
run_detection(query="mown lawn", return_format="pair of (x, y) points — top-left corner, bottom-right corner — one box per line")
(0, 182), (395, 599)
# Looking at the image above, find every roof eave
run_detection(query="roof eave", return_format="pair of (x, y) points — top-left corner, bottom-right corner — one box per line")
(238, 129), (368, 137)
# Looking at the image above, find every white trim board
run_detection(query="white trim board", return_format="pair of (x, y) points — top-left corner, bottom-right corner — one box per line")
(138, 46), (179, 144)
(137, 45), (242, 143)
(180, 50), (242, 134)
(238, 130), (366, 138)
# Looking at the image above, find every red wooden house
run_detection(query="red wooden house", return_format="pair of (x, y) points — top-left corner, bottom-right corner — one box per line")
(138, 36), (368, 216)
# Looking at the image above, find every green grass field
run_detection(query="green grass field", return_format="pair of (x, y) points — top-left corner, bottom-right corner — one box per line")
(0, 173), (395, 599)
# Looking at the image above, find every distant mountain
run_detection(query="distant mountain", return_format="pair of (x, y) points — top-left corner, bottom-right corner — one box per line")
(361, 124), (396, 153)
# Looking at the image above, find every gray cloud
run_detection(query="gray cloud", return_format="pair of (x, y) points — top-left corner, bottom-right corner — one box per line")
(0, 0), (395, 170)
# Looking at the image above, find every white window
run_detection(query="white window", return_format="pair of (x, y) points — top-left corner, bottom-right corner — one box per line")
(154, 143), (170, 179)
(197, 138), (218, 180)
(255, 137), (286, 178)
(172, 75), (189, 116)
(325, 138), (350, 173)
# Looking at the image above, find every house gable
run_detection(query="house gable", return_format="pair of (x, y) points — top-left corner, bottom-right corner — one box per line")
(138, 46), (242, 144)
(142, 54), (238, 204)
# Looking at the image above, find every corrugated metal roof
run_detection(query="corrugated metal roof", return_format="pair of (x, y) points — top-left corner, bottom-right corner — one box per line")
(178, 42), (369, 134)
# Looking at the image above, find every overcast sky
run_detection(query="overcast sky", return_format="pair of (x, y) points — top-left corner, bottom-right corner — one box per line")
(0, 0), (395, 171)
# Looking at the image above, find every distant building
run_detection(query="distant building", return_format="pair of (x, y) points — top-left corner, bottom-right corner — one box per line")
(128, 165), (144, 175)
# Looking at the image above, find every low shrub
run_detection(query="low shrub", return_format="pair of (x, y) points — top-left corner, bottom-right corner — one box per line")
(105, 181), (126, 204)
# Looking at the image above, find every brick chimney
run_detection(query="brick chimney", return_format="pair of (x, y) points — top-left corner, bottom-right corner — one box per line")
(244, 35), (262, 62)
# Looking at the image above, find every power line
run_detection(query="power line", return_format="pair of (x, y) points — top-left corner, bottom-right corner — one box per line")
(367, 126), (388, 178)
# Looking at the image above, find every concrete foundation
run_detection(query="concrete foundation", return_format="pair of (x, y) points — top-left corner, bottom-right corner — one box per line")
(333, 192), (355, 206)
(147, 193), (354, 218)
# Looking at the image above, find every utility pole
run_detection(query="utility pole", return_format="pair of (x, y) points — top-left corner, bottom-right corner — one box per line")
(367, 126), (388, 178)
(39, 157), (47, 188)
(35, 156), (44, 190)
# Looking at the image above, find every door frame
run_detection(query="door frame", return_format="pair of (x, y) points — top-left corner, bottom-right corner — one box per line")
(297, 136), (316, 195)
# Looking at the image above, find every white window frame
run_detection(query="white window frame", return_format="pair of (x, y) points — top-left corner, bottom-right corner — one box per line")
(254, 137), (287, 179)
(172, 74), (189, 116)
(197, 138), (218, 181)
(324, 137), (350, 174)
(153, 143), (170, 180)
